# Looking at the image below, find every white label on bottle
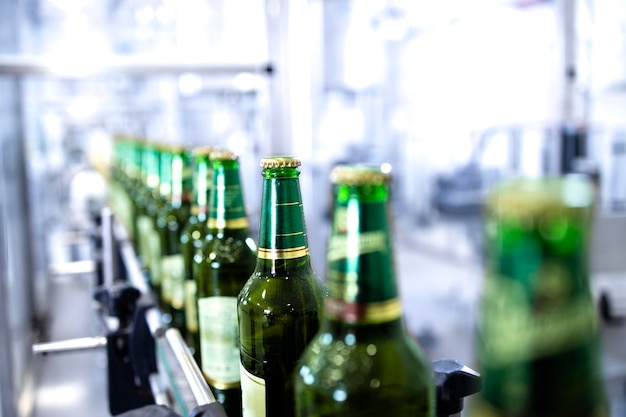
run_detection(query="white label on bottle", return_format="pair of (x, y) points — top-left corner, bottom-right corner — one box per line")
(136, 215), (153, 268)
(240, 362), (266, 417)
(198, 296), (240, 386)
(185, 280), (198, 333)
(162, 254), (184, 307)
(148, 229), (162, 284)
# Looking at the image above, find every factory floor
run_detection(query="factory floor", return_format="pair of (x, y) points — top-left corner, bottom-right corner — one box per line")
(32, 216), (626, 417)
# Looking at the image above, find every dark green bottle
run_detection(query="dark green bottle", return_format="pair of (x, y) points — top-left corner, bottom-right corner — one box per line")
(468, 176), (608, 417)
(181, 146), (215, 361)
(238, 156), (328, 417)
(157, 144), (192, 333)
(122, 137), (141, 242)
(134, 141), (162, 290)
(110, 135), (136, 239)
(294, 164), (435, 417)
(195, 150), (257, 417)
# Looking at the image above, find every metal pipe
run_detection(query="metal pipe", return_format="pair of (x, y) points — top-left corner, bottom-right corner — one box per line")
(164, 328), (216, 406)
(149, 373), (171, 408)
(0, 54), (272, 77)
(146, 306), (167, 338)
(32, 336), (107, 355)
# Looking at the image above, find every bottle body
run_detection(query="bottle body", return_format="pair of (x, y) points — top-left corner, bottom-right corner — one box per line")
(294, 164), (434, 417)
(157, 145), (191, 333)
(468, 176), (608, 417)
(195, 152), (256, 417)
(181, 147), (214, 361)
(238, 157), (328, 417)
(134, 142), (163, 293)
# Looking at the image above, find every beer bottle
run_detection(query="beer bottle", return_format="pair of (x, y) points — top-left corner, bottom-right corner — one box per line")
(294, 163), (435, 417)
(125, 137), (144, 242)
(195, 150), (257, 417)
(468, 176), (608, 417)
(134, 141), (162, 290)
(157, 144), (192, 333)
(109, 135), (135, 238)
(147, 142), (172, 305)
(238, 156), (328, 417)
(180, 146), (215, 360)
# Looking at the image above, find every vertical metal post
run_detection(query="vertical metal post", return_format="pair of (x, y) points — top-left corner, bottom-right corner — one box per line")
(265, 0), (292, 155)
(101, 207), (117, 288)
(0, 2), (34, 415)
(555, 0), (579, 125)
(0, 183), (16, 417)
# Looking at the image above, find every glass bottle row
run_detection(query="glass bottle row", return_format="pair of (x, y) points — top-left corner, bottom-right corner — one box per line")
(109, 135), (608, 417)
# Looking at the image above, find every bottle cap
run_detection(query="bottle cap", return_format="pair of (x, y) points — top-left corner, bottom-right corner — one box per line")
(260, 156), (301, 168)
(192, 145), (218, 156)
(210, 149), (238, 161)
(331, 164), (392, 185)
(168, 143), (187, 153)
(486, 176), (594, 218)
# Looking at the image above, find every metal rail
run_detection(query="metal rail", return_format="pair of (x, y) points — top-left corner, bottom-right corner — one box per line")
(165, 328), (215, 407)
(0, 54), (273, 78)
(33, 336), (107, 355)
(34, 208), (218, 415)
(113, 212), (218, 410)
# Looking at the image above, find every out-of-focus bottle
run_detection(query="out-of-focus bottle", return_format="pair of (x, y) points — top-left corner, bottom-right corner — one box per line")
(294, 163), (435, 417)
(237, 156), (328, 417)
(181, 146), (215, 361)
(134, 141), (162, 288)
(124, 137), (142, 242)
(468, 176), (608, 417)
(157, 144), (192, 333)
(195, 150), (257, 417)
(109, 135), (137, 239)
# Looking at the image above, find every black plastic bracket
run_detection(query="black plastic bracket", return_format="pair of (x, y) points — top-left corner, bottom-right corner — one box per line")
(432, 359), (482, 417)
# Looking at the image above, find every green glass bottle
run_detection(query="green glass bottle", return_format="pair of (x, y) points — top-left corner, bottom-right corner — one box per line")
(134, 141), (162, 290)
(109, 135), (127, 230)
(157, 144), (192, 333)
(148, 142), (172, 306)
(468, 176), (608, 417)
(294, 164), (435, 417)
(181, 146), (215, 361)
(195, 150), (257, 417)
(238, 156), (328, 417)
(125, 137), (143, 243)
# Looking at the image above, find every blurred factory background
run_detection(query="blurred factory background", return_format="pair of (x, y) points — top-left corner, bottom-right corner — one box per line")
(1, 0), (626, 416)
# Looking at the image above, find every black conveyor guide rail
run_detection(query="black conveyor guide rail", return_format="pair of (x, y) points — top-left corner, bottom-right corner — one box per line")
(32, 207), (226, 417)
(34, 207), (481, 417)
(112, 212), (224, 417)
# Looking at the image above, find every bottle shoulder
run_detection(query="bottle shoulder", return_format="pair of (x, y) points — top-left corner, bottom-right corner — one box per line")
(203, 234), (257, 265)
(296, 321), (432, 388)
(180, 220), (208, 242)
(238, 269), (328, 312)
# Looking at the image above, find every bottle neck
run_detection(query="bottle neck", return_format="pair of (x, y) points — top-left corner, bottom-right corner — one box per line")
(144, 147), (160, 195)
(192, 155), (212, 222)
(256, 169), (312, 272)
(325, 182), (402, 325)
(207, 159), (249, 233)
(169, 151), (192, 209)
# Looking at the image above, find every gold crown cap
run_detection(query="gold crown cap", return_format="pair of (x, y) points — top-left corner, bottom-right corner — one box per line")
(486, 176), (594, 218)
(331, 163), (392, 185)
(260, 156), (301, 168)
(192, 145), (218, 156)
(210, 149), (237, 161)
